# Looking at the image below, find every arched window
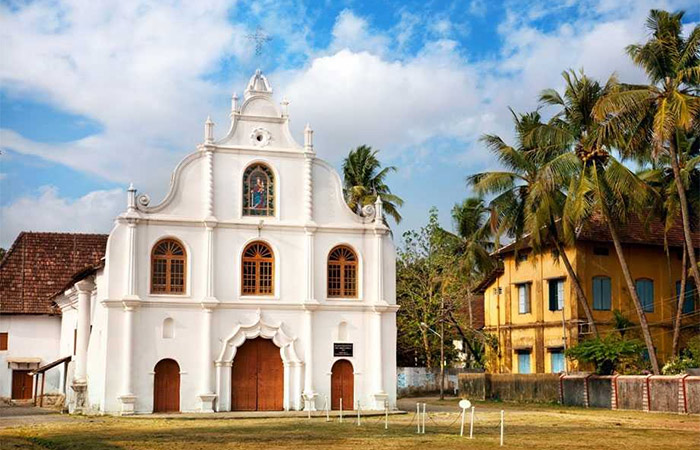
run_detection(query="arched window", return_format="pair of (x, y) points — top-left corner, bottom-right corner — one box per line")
(242, 241), (274, 296)
(151, 239), (186, 294)
(328, 246), (358, 298)
(243, 163), (275, 216)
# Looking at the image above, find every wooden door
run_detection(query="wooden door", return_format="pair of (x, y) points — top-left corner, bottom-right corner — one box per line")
(331, 359), (353, 410)
(231, 337), (283, 411)
(11, 370), (33, 400)
(153, 359), (180, 413)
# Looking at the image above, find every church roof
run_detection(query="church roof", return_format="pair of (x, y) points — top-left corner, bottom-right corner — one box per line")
(0, 232), (108, 315)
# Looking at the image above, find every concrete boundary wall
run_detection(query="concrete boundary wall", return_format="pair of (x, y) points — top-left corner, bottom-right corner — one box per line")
(458, 373), (700, 414)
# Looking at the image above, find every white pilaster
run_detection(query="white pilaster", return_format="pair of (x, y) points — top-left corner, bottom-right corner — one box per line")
(198, 306), (216, 412)
(118, 301), (138, 415)
(302, 305), (317, 410)
(73, 279), (95, 383)
(125, 219), (139, 300)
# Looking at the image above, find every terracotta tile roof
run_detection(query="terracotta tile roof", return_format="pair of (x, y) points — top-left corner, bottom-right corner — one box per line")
(0, 232), (108, 315)
(494, 213), (699, 255)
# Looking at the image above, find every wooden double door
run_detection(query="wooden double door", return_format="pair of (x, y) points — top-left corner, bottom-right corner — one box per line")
(153, 359), (180, 413)
(231, 337), (283, 411)
(331, 359), (354, 410)
(12, 370), (33, 400)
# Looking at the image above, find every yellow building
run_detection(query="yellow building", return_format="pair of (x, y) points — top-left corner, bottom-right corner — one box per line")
(476, 215), (700, 374)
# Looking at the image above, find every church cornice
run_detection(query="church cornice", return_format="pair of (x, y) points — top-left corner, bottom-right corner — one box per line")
(100, 299), (398, 312)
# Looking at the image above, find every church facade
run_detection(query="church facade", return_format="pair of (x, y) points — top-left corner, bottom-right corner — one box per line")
(52, 70), (398, 415)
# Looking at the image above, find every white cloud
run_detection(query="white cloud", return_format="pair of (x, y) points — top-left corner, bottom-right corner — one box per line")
(0, 186), (124, 246)
(329, 9), (390, 56)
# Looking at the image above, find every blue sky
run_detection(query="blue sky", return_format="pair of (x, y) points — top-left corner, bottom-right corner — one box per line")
(1, 0), (698, 247)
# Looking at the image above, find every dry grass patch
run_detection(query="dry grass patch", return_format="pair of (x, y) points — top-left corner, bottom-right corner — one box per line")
(1, 403), (698, 449)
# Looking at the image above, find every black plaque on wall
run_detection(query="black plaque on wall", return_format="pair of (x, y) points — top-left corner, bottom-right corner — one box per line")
(333, 343), (353, 357)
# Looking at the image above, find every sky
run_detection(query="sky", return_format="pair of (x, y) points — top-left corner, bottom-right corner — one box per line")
(0, 0), (698, 248)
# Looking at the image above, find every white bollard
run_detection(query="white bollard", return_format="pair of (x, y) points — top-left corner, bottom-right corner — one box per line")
(460, 408), (465, 437)
(500, 410), (504, 446)
(356, 401), (361, 426)
(470, 406), (475, 439)
(340, 398), (343, 423)
(385, 401), (389, 430)
(422, 403), (426, 434)
(416, 403), (420, 433)
(325, 395), (330, 422)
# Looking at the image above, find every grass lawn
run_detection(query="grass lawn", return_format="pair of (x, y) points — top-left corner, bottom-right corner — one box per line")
(1, 400), (698, 449)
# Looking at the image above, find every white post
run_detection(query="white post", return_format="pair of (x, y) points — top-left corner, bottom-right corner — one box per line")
(356, 400), (361, 426)
(385, 401), (388, 430)
(340, 398), (343, 423)
(500, 410), (504, 446)
(422, 403), (426, 434)
(470, 406), (475, 439)
(325, 395), (330, 422)
(416, 403), (420, 433)
(74, 279), (94, 383)
(460, 408), (465, 437)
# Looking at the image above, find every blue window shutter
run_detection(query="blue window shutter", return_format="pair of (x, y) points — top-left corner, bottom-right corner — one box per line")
(549, 281), (557, 311)
(593, 277), (611, 310)
(677, 281), (695, 314)
(518, 353), (531, 374)
(557, 280), (565, 310)
(636, 279), (654, 312)
(602, 277), (611, 310)
(551, 351), (564, 373)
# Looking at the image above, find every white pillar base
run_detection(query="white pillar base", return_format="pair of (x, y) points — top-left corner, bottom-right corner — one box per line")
(371, 393), (388, 410)
(198, 393), (217, 413)
(303, 392), (318, 411)
(118, 394), (137, 415)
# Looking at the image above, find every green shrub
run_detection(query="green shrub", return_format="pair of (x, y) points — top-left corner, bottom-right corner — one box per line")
(565, 335), (644, 375)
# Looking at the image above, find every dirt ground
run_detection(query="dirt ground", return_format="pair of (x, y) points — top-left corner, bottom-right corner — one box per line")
(1, 397), (698, 449)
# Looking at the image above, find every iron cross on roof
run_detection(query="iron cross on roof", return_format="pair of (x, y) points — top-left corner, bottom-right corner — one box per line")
(246, 27), (272, 56)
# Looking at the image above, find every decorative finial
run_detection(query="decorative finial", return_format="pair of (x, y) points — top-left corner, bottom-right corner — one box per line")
(281, 97), (289, 117)
(304, 123), (314, 151)
(205, 115), (214, 144)
(127, 183), (137, 212)
(231, 93), (239, 113)
(374, 195), (384, 225)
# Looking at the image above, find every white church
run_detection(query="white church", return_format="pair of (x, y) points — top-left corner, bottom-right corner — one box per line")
(0, 70), (398, 415)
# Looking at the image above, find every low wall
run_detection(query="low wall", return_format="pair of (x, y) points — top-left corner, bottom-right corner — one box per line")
(458, 373), (560, 403)
(458, 373), (700, 414)
(561, 375), (586, 406)
(397, 367), (474, 397)
(616, 376), (644, 410)
(686, 377), (700, 414)
(588, 376), (613, 409)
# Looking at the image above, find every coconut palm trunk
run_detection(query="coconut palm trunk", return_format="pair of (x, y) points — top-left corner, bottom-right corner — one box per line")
(668, 141), (700, 295)
(606, 217), (661, 374)
(672, 246), (687, 357)
(550, 235), (599, 336)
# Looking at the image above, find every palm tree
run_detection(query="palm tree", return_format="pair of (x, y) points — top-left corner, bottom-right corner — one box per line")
(531, 69), (661, 373)
(639, 131), (700, 356)
(342, 145), (404, 224)
(564, 141), (661, 374)
(593, 10), (700, 295)
(468, 109), (599, 336)
(436, 198), (495, 370)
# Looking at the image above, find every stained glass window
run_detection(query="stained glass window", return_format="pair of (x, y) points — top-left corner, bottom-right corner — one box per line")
(242, 163), (275, 216)
(151, 239), (186, 294)
(328, 246), (358, 298)
(242, 241), (274, 296)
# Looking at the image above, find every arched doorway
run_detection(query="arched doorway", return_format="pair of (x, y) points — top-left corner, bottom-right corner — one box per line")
(331, 359), (354, 410)
(153, 359), (180, 413)
(231, 337), (283, 411)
